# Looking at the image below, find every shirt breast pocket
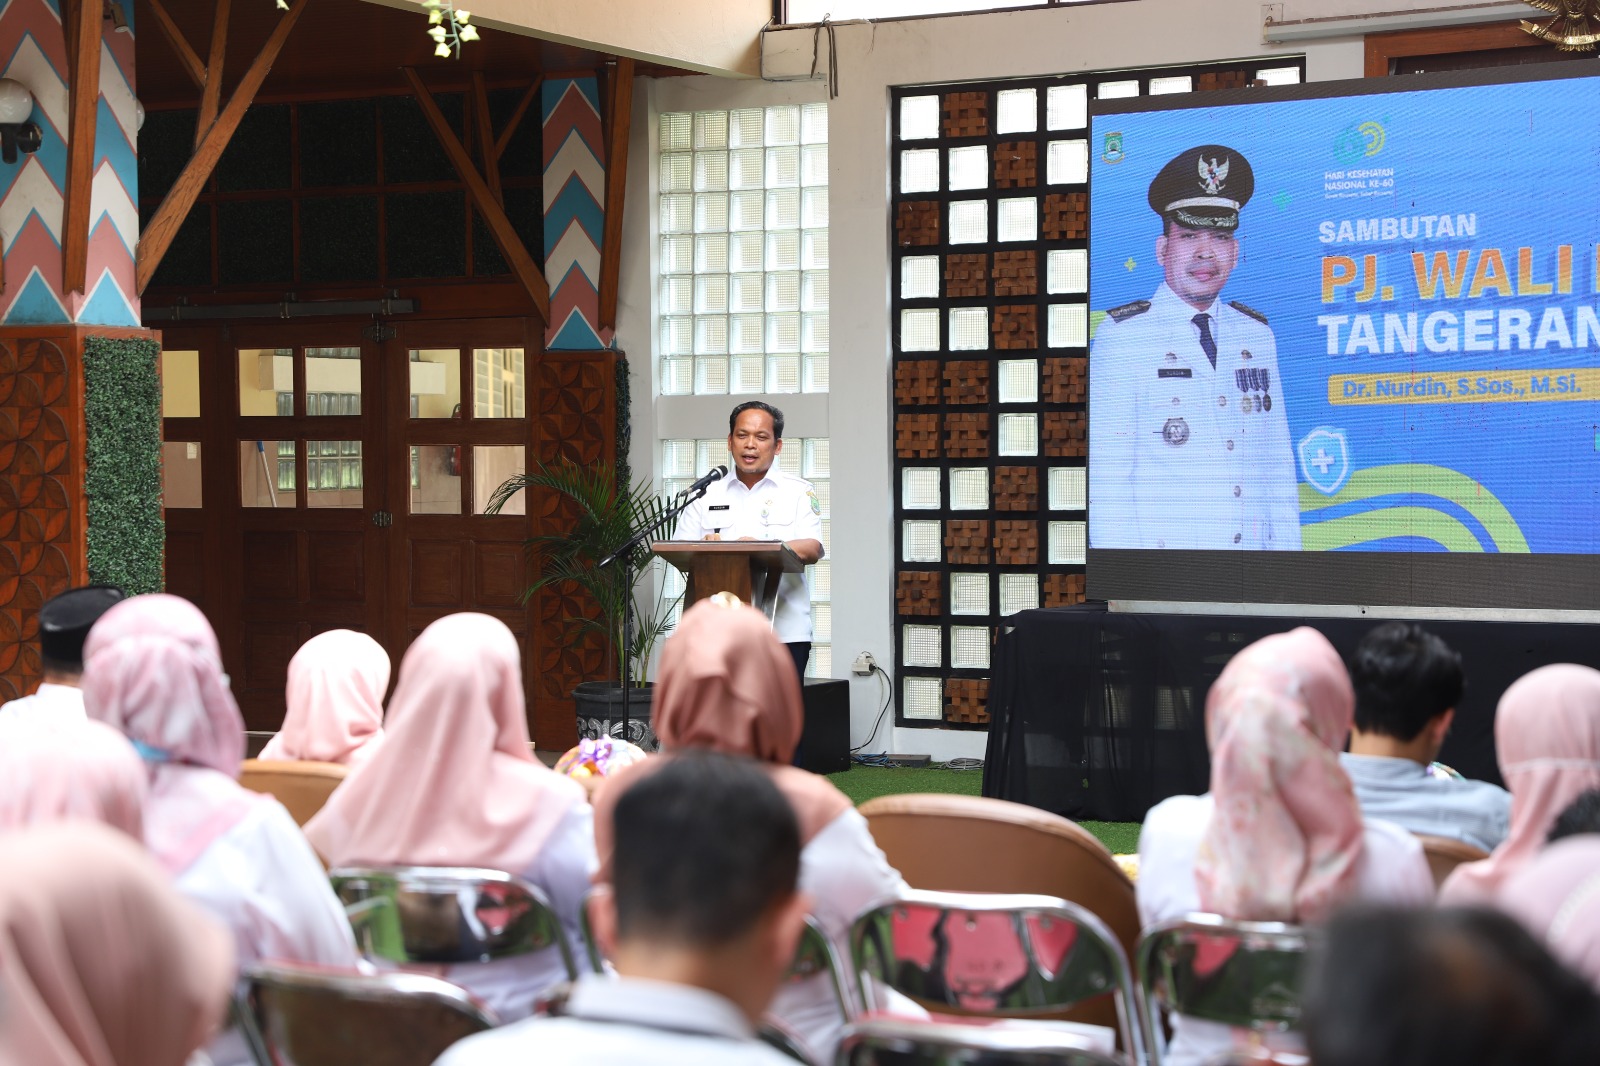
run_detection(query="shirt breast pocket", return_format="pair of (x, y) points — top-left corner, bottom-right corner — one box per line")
(762, 494), (803, 535)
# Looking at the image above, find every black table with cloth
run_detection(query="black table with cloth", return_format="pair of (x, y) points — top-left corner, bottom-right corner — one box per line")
(982, 603), (1600, 823)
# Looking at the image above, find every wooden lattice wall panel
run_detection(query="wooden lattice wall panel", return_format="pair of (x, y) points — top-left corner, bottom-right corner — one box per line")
(1042, 357), (1086, 404)
(993, 520), (1038, 566)
(943, 361), (990, 405)
(896, 360), (943, 406)
(945, 253), (988, 298)
(992, 251), (1036, 297)
(1044, 573), (1087, 607)
(1042, 192), (1088, 241)
(896, 413), (943, 458)
(897, 571), (942, 616)
(945, 520), (990, 564)
(1197, 70), (1251, 91)
(897, 201), (941, 246)
(993, 141), (1036, 188)
(994, 466), (1037, 511)
(942, 91), (988, 137)
(993, 305), (1037, 350)
(946, 677), (990, 724)
(944, 412), (990, 457)
(1042, 410), (1087, 456)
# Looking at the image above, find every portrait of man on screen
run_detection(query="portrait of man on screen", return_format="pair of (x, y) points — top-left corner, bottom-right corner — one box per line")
(1089, 144), (1302, 551)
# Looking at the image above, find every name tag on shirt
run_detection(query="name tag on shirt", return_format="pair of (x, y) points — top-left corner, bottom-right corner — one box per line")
(1158, 368), (1193, 379)
(708, 504), (730, 511)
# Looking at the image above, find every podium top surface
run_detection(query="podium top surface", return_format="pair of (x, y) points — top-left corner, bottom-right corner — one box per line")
(652, 540), (805, 573)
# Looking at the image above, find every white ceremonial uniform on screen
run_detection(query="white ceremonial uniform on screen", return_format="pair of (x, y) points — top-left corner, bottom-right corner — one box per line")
(673, 468), (823, 643)
(1090, 282), (1301, 551)
(0, 683), (86, 731)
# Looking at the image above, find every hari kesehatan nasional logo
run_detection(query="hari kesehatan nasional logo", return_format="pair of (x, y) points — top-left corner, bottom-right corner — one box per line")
(1333, 120), (1387, 165)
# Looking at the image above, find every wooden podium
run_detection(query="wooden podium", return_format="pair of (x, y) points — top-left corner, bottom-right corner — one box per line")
(652, 541), (805, 619)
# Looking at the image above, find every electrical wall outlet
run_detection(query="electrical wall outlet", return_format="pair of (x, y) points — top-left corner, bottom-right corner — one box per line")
(851, 651), (877, 676)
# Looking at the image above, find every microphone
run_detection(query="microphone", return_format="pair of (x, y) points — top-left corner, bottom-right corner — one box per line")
(678, 465), (728, 498)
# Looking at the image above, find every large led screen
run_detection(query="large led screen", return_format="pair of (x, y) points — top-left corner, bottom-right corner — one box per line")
(1087, 65), (1600, 610)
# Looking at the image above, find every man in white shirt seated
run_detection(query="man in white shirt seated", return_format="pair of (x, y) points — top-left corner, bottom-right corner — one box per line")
(434, 751), (808, 1066)
(0, 585), (123, 731)
(1341, 621), (1511, 853)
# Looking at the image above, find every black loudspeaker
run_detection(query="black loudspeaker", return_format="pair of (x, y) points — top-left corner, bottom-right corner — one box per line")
(799, 677), (851, 774)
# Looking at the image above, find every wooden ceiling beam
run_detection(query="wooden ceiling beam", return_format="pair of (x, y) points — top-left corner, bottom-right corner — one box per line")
(137, 0), (311, 295)
(60, 0), (102, 295)
(145, 0), (206, 89)
(401, 66), (550, 324)
(494, 79), (540, 163)
(195, 0), (233, 148)
(597, 57), (633, 334)
(470, 71), (503, 207)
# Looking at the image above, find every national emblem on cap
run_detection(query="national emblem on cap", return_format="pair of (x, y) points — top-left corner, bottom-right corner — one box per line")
(1148, 144), (1255, 232)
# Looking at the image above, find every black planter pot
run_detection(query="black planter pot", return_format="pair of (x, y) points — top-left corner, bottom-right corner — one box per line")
(572, 681), (657, 751)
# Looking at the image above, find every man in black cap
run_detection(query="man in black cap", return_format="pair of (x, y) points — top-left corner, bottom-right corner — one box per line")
(0, 585), (124, 728)
(1089, 144), (1301, 551)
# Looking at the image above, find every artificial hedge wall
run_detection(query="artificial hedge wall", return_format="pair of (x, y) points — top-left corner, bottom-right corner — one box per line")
(614, 352), (633, 493)
(83, 336), (163, 594)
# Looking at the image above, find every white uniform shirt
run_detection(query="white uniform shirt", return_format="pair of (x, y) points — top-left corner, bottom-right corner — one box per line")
(1090, 283), (1302, 550)
(672, 468), (823, 644)
(1136, 793), (1433, 1066)
(433, 974), (798, 1066)
(0, 683), (86, 731)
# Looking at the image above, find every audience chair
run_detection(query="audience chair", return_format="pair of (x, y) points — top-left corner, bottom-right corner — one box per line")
(329, 865), (577, 978)
(759, 914), (855, 1062)
(1135, 913), (1310, 1066)
(235, 961), (496, 1066)
(850, 888), (1147, 1064)
(238, 758), (347, 826)
(1413, 833), (1489, 890)
(837, 1017), (1128, 1066)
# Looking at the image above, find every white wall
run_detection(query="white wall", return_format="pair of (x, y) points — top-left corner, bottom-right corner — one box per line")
(616, 0), (1373, 760)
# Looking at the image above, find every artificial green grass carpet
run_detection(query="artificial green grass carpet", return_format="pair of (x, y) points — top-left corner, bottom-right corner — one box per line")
(827, 764), (1140, 855)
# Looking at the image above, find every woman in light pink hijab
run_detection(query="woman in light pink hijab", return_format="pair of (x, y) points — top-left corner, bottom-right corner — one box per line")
(0, 821), (234, 1066)
(258, 629), (390, 769)
(1498, 835), (1600, 991)
(1442, 664), (1600, 904)
(591, 598), (905, 1063)
(0, 719), (146, 837)
(304, 612), (594, 1021)
(1137, 628), (1432, 1066)
(79, 595), (356, 1065)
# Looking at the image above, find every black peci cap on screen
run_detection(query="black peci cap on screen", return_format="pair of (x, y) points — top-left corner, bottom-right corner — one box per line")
(1148, 144), (1255, 231)
(38, 585), (125, 669)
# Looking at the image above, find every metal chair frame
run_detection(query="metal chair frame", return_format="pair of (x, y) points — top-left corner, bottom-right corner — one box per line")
(329, 864), (578, 978)
(234, 961), (497, 1066)
(848, 888), (1148, 1065)
(1135, 912), (1310, 1066)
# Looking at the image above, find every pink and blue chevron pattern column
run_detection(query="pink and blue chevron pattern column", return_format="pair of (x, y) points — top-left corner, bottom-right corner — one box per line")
(541, 75), (610, 351)
(0, 0), (139, 327)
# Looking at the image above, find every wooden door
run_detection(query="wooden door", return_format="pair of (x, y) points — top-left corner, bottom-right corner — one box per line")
(382, 318), (540, 731)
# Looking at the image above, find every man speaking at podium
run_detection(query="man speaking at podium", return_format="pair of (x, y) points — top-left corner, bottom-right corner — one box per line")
(674, 402), (825, 679)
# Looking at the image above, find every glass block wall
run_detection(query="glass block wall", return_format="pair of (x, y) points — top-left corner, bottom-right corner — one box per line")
(658, 104), (830, 396)
(660, 436), (832, 676)
(889, 61), (1303, 728)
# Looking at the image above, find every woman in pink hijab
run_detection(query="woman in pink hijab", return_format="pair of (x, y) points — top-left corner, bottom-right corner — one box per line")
(0, 821), (235, 1066)
(592, 598), (907, 1063)
(0, 719), (146, 837)
(304, 612), (593, 1021)
(1137, 627), (1432, 1066)
(258, 629), (390, 769)
(1441, 664), (1600, 904)
(80, 595), (357, 1065)
(1498, 835), (1600, 991)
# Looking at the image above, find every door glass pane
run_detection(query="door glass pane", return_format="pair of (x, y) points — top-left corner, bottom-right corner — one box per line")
(161, 351), (200, 418)
(473, 446), (525, 514)
(305, 347), (361, 416)
(473, 348), (525, 418)
(162, 441), (202, 508)
(241, 440), (295, 507)
(239, 348), (292, 416)
(410, 348), (462, 418)
(410, 445), (462, 514)
(307, 440), (362, 508)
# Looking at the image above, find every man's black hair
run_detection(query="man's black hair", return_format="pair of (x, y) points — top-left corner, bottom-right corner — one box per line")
(612, 750), (800, 947)
(1350, 621), (1465, 741)
(1549, 788), (1600, 844)
(1305, 905), (1600, 1066)
(729, 401), (785, 440)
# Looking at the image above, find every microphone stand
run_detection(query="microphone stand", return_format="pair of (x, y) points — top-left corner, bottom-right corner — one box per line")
(596, 484), (709, 746)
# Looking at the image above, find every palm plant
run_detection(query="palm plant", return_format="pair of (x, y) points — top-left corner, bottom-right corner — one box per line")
(486, 459), (680, 687)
